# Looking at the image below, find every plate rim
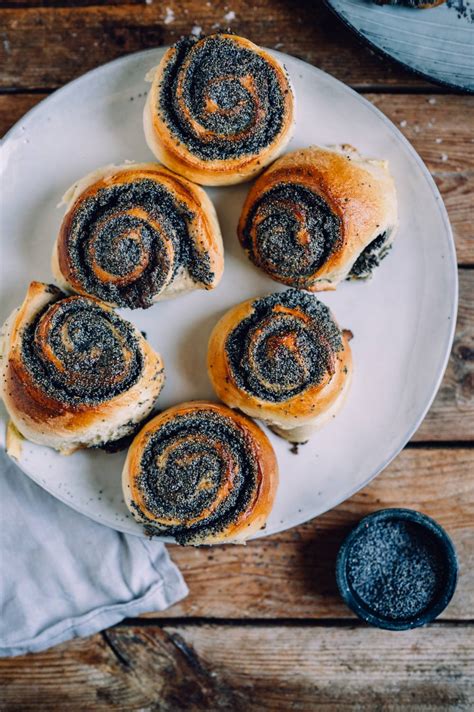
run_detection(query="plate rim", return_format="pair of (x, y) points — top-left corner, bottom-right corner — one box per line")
(0, 46), (458, 539)
(324, 0), (474, 94)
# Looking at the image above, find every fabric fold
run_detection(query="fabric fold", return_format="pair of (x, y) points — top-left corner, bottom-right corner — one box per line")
(0, 449), (188, 658)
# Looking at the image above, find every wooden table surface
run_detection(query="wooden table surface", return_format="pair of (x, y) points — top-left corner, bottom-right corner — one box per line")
(0, 1), (473, 709)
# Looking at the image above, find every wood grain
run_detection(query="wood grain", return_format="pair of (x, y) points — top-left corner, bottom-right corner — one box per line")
(142, 447), (474, 621)
(0, 94), (42, 137)
(1, 92), (472, 263)
(0, 623), (472, 710)
(366, 94), (474, 174)
(434, 173), (473, 265)
(415, 270), (474, 441)
(0, 1), (437, 91)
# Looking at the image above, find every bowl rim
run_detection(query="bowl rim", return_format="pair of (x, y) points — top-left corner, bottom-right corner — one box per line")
(335, 507), (459, 630)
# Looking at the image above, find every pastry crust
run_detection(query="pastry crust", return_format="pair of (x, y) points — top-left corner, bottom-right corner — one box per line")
(52, 162), (223, 308)
(238, 145), (398, 290)
(0, 282), (164, 454)
(144, 34), (295, 186)
(207, 291), (352, 442)
(122, 400), (278, 545)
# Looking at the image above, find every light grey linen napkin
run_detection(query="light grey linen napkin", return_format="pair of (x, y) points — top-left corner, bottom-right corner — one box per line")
(0, 449), (188, 657)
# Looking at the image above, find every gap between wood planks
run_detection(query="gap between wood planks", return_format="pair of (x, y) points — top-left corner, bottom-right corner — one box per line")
(111, 617), (474, 628)
(406, 441), (474, 448)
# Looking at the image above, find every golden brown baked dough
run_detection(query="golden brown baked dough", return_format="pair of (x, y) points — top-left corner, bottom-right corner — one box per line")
(52, 163), (223, 309)
(122, 401), (278, 545)
(207, 290), (352, 442)
(0, 282), (164, 454)
(144, 34), (295, 186)
(238, 145), (398, 290)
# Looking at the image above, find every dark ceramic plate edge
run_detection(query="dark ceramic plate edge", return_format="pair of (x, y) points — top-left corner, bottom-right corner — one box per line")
(324, 0), (473, 94)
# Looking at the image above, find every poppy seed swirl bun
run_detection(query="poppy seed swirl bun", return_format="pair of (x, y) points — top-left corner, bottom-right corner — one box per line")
(122, 401), (278, 545)
(144, 34), (295, 186)
(238, 145), (398, 290)
(207, 290), (352, 443)
(52, 163), (223, 309)
(0, 282), (164, 454)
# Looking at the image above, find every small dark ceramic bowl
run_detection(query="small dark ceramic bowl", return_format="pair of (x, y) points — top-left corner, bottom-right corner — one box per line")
(336, 508), (458, 631)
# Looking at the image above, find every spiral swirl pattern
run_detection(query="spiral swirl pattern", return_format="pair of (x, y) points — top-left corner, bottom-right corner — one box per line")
(59, 174), (214, 309)
(158, 35), (290, 161)
(130, 406), (265, 545)
(239, 183), (342, 288)
(225, 290), (343, 403)
(21, 294), (143, 406)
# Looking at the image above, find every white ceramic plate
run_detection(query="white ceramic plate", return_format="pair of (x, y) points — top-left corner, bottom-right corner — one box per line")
(326, 0), (474, 92)
(0, 48), (457, 539)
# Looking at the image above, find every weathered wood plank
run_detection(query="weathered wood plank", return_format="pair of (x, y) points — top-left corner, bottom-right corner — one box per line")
(434, 173), (473, 265)
(0, 93), (43, 138)
(0, 2), (436, 90)
(145, 447), (474, 621)
(1, 93), (472, 264)
(0, 623), (472, 710)
(366, 94), (474, 174)
(415, 270), (474, 441)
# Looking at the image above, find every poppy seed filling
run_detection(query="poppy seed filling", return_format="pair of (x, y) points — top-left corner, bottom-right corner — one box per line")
(241, 183), (342, 285)
(21, 296), (143, 405)
(349, 231), (391, 279)
(65, 178), (213, 309)
(225, 290), (343, 403)
(159, 36), (286, 161)
(136, 409), (259, 545)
